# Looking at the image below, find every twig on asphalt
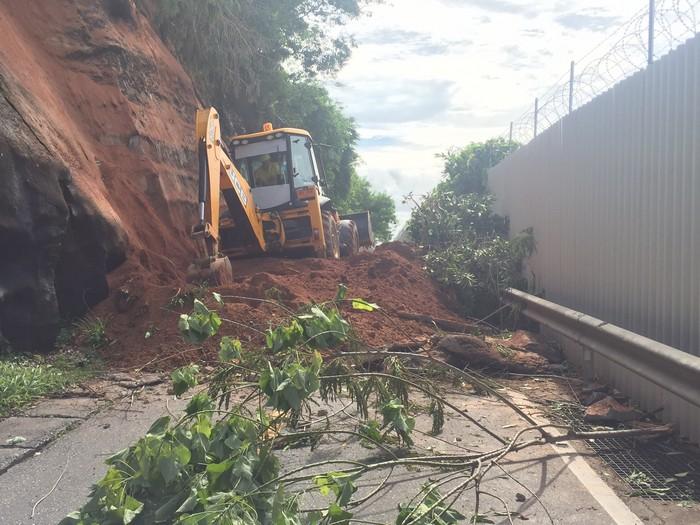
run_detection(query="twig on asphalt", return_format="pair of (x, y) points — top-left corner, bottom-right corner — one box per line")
(494, 462), (555, 525)
(482, 490), (515, 525)
(31, 448), (71, 521)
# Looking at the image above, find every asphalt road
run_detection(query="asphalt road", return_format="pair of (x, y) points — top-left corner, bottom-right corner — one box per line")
(0, 384), (636, 525)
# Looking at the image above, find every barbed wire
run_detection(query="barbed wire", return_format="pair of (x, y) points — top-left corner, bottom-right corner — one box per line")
(502, 0), (700, 145)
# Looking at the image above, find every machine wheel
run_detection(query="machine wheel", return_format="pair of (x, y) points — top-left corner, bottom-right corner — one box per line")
(338, 220), (359, 257)
(321, 211), (340, 259)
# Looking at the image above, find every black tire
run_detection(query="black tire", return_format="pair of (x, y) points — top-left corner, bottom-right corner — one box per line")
(338, 220), (359, 257)
(321, 211), (340, 259)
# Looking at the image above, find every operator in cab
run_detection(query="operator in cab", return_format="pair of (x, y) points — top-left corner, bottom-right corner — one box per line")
(253, 153), (286, 187)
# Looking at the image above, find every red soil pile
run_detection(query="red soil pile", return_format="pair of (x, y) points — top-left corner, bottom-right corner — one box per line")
(95, 243), (466, 370)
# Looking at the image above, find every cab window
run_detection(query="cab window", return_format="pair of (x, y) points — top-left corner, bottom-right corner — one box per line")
(249, 153), (287, 187)
(290, 136), (316, 188)
(233, 138), (289, 188)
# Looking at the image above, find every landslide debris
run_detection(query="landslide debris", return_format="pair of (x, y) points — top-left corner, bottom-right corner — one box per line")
(92, 243), (563, 374)
(94, 243), (463, 369)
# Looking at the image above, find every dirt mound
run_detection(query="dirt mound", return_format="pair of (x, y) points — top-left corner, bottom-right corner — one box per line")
(95, 243), (466, 370)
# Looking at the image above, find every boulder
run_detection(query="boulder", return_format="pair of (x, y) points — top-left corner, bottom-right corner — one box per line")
(584, 396), (640, 424)
(582, 390), (608, 406)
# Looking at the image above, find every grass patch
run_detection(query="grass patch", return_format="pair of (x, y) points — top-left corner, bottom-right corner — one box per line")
(0, 352), (99, 417)
(74, 315), (109, 349)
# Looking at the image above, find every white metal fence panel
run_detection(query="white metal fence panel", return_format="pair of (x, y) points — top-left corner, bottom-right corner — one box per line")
(489, 34), (700, 357)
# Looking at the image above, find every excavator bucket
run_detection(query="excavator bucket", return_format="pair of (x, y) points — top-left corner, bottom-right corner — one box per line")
(186, 256), (233, 286)
(341, 211), (374, 248)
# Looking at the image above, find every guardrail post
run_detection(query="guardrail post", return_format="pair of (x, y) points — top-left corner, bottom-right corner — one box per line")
(509, 121), (513, 142)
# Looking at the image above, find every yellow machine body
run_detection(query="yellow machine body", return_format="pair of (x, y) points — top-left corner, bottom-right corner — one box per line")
(190, 107), (364, 282)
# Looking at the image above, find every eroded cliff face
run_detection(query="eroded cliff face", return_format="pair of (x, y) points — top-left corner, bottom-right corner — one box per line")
(0, 0), (200, 350)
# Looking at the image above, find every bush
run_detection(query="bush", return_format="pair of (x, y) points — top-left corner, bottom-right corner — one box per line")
(406, 139), (533, 317)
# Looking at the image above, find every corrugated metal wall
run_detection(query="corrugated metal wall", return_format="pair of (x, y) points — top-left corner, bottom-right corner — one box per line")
(489, 34), (700, 357)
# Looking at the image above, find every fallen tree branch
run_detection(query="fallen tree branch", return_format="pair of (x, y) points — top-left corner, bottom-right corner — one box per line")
(396, 311), (479, 334)
(114, 377), (165, 389)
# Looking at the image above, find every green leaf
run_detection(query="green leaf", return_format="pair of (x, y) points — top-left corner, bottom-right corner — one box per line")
(185, 392), (213, 416)
(218, 336), (242, 362)
(173, 444), (192, 466)
(154, 490), (189, 522)
(171, 364), (199, 397)
(178, 300), (221, 343)
(121, 495), (143, 524)
(176, 489), (199, 514)
(381, 399), (415, 446)
(57, 513), (81, 525)
(351, 299), (379, 312)
(146, 416), (171, 436)
(358, 420), (383, 448)
(326, 503), (353, 525)
(397, 483), (466, 524)
(158, 457), (179, 484)
(313, 472), (358, 506)
(212, 291), (223, 305)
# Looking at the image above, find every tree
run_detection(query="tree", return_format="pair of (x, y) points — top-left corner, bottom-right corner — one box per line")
(142, 0), (373, 132)
(437, 138), (518, 196)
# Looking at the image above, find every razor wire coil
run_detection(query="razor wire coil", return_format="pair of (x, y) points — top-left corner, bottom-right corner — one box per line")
(503, 0), (700, 145)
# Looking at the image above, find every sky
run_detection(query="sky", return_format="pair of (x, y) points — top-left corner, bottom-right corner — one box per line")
(326, 0), (647, 230)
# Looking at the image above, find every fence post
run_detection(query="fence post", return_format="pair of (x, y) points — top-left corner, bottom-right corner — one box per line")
(648, 0), (655, 65)
(509, 121), (513, 142)
(534, 98), (539, 138)
(569, 61), (575, 114)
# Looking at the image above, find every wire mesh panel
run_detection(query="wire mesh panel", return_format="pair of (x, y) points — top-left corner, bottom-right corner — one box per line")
(548, 401), (700, 502)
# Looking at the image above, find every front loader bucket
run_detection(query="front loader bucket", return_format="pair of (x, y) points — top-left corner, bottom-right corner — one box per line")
(186, 256), (233, 286)
(341, 211), (374, 247)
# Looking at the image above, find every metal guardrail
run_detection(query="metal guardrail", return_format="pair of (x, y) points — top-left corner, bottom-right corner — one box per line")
(504, 288), (700, 409)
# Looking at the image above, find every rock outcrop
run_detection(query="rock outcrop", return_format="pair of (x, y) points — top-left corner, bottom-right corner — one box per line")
(0, 0), (200, 349)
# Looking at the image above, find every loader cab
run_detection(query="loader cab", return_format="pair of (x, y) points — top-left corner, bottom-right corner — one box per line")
(230, 124), (323, 211)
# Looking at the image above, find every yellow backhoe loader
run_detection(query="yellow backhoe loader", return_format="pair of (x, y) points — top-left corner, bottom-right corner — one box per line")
(187, 107), (373, 284)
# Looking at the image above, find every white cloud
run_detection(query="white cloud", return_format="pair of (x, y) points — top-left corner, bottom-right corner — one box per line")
(328, 0), (644, 234)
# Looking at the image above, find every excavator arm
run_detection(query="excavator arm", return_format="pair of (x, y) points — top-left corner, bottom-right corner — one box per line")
(192, 107), (267, 256)
(188, 108), (267, 283)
